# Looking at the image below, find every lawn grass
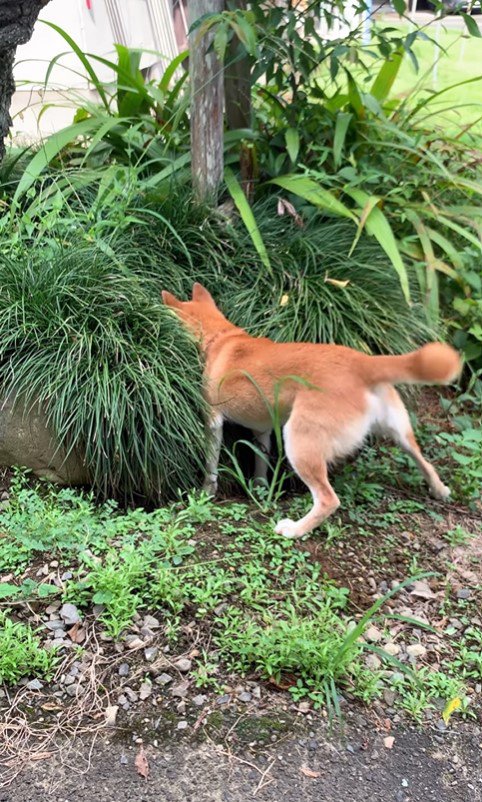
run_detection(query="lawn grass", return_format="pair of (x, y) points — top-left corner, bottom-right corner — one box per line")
(387, 20), (482, 133)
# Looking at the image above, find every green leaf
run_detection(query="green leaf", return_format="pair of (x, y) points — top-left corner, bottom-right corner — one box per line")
(41, 20), (109, 108)
(269, 175), (357, 221)
(11, 118), (103, 206)
(345, 69), (365, 119)
(159, 50), (189, 92)
(224, 168), (272, 274)
(345, 187), (410, 302)
(37, 584), (60, 598)
(461, 12), (481, 37)
(214, 23), (229, 61)
(333, 112), (352, 168)
(392, 0), (406, 15)
(285, 128), (300, 163)
(371, 50), (403, 103)
(232, 14), (257, 56)
(0, 583), (20, 599)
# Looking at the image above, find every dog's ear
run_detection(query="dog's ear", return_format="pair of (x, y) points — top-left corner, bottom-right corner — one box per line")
(162, 290), (182, 309)
(192, 283), (216, 306)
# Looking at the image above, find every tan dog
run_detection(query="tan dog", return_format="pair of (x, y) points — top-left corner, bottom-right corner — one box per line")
(162, 283), (461, 539)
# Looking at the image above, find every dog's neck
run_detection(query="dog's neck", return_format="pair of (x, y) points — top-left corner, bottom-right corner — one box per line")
(199, 310), (246, 354)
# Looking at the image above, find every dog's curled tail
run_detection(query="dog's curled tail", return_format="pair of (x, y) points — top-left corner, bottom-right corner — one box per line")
(362, 343), (461, 386)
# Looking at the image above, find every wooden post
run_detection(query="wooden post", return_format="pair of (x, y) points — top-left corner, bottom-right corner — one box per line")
(187, 0), (224, 202)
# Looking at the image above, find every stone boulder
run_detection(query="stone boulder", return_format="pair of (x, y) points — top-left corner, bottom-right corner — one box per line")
(0, 395), (89, 484)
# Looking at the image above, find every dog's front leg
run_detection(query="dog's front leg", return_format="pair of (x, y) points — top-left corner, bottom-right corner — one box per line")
(202, 412), (224, 495)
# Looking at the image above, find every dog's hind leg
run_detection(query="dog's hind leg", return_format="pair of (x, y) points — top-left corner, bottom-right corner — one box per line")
(375, 385), (450, 500)
(252, 429), (272, 485)
(275, 409), (340, 539)
(202, 412), (223, 495)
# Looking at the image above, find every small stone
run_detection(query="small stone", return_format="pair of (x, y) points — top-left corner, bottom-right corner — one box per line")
(60, 603), (81, 626)
(192, 694), (208, 707)
(457, 589), (471, 600)
(155, 673), (174, 687)
(384, 736), (395, 749)
(105, 705), (119, 726)
(26, 679), (43, 691)
(143, 615), (160, 629)
(383, 642), (400, 656)
(308, 739), (318, 751)
(126, 637), (145, 650)
(144, 647), (159, 663)
(216, 694), (231, 705)
(401, 779), (408, 788)
(0, 491), (9, 501)
(177, 721), (188, 730)
(251, 685), (261, 699)
(61, 571), (73, 581)
(66, 684), (79, 697)
(174, 658), (192, 673)
(406, 644), (426, 660)
(365, 626), (382, 643)
(117, 694), (128, 705)
(176, 700), (186, 715)
(365, 654), (381, 670)
(124, 687), (138, 703)
(238, 692), (252, 703)
(63, 674), (76, 686)
(45, 620), (64, 631)
(139, 681), (152, 700)
(118, 663), (130, 677)
(384, 690), (396, 706)
(120, 754), (128, 765)
(92, 604), (105, 617)
(171, 681), (189, 698)
(298, 701), (310, 713)
(49, 638), (69, 649)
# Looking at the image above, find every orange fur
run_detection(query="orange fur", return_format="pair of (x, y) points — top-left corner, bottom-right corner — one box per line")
(162, 283), (461, 539)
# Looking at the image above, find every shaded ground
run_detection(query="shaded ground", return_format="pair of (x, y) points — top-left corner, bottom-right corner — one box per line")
(5, 714), (482, 802)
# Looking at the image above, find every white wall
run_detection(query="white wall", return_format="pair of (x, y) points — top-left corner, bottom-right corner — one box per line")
(10, 0), (179, 143)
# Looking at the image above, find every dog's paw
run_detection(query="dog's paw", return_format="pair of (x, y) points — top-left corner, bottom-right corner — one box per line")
(430, 483), (451, 501)
(274, 518), (304, 539)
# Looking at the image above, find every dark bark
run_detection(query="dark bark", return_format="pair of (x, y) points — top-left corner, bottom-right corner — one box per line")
(0, 0), (51, 161)
(224, 0), (251, 133)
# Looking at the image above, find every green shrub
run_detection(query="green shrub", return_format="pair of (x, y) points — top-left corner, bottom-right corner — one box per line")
(0, 611), (56, 684)
(0, 244), (207, 502)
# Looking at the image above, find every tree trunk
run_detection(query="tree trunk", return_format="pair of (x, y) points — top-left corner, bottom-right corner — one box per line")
(224, 0), (251, 132)
(187, 0), (224, 202)
(0, 0), (51, 162)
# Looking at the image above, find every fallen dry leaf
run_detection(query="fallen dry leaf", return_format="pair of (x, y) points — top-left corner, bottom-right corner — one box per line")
(135, 745), (149, 779)
(277, 197), (304, 227)
(300, 765), (321, 778)
(67, 622), (87, 643)
(324, 275), (350, 289)
(409, 580), (437, 600)
(384, 736), (395, 749)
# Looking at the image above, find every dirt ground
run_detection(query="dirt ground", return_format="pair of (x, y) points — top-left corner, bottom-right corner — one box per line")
(5, 712), (482, 802)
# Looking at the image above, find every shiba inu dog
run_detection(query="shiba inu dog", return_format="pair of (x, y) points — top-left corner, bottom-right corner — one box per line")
(162, 283), (461, 539)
